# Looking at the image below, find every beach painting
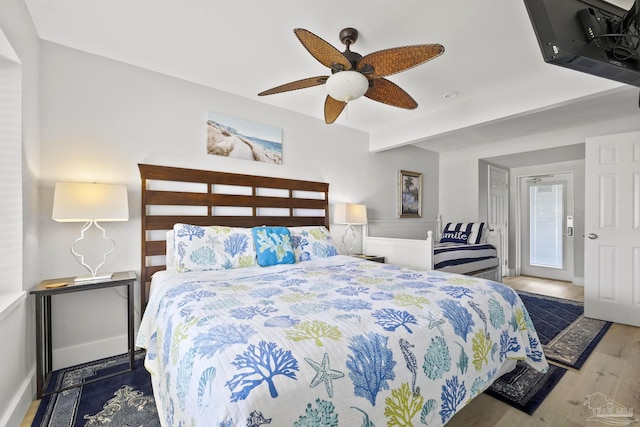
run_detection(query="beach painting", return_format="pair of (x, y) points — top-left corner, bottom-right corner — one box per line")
(399, 170), (422, 218)
(207, 112), (283, 164)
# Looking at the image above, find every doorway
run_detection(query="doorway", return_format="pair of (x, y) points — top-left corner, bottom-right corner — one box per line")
(488, 165), (509, 277)
(584, 131), (640, 326)
(517, 172), (574, 282)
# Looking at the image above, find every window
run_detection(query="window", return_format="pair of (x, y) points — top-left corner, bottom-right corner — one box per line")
(529, 183), (564, 268)
(0, 59), (23, 293)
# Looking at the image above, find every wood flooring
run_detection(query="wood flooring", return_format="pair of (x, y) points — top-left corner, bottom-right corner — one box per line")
(447, 275), (640, 427)
(20, 276), (640, 427)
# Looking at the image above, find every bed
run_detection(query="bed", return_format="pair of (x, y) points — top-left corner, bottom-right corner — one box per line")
(365, 218), (502, 282)
(136, 164), (547, 427)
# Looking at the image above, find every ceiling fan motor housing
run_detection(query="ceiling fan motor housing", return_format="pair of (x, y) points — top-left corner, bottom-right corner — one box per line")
(332, 28), (364, 72)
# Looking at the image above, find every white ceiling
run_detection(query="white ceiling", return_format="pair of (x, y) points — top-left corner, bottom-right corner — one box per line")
(23, 0), (640, 152)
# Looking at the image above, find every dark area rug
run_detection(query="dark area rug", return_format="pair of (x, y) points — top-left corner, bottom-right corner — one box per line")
(516, 290), (612, 369)
(485, 290), (613, 414)
(485, 360), (567, 415)
(32, 350), (160, 427)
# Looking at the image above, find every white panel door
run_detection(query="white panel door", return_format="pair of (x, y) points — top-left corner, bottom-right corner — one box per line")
(489, 165), (509, 277)
(584, 131), (640, 327)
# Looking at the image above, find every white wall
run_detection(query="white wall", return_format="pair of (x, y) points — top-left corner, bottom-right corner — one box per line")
(38, 41), (439, 368)
(439, 116), (640, 221)
(0, 0), (40, 424)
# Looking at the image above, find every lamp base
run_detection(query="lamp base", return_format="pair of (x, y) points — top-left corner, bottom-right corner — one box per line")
(74, 272), (114, 283)
(71, 219), (117, 281)
(341, 224), (357, 256)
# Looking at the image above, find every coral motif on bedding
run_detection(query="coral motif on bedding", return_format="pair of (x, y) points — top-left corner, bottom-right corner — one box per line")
(225, 340), (299, 402)
(286, 320), (342, 346)
(423, 336), (451, 380)
(137, 256), (548, 427)
(173, 224), (257, 272)
(346, 332), (397, 406)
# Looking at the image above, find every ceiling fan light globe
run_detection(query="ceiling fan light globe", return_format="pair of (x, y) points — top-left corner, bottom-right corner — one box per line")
(326, 71), (369, 102)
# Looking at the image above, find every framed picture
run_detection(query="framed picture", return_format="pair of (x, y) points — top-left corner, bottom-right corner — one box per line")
(399, 170), (422, 218)
(207, 112), (283, 164)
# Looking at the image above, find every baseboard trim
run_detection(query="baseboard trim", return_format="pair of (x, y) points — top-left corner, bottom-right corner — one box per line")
(573, 277), (585, 286)
(0, 364), (35, 427)
(53, 334), (128, 371)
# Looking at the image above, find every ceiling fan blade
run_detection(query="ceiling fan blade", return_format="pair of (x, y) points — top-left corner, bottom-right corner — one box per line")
(364, 78), (418, 109)
(358, 44), (444, 78)
(258, 76), (329, 96)
(324, 95), (347, 124)
(294, 28), (352, 71)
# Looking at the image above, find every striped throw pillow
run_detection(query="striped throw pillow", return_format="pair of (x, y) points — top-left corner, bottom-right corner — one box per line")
(441, 222), (485, 244)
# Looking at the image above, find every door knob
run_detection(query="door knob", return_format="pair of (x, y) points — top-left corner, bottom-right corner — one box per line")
(588, 233), (598, 239)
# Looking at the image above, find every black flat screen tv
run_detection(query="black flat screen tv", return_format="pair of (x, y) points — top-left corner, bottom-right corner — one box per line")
(524, 0), (640, 87)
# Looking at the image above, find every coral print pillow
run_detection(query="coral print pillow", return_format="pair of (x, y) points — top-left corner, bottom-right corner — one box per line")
(288, 226), (339, 262)
(173, 224), (257, 272)
(252, 226), (296, 267)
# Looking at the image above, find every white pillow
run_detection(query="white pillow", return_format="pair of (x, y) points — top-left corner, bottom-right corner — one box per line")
(288, 226), (339, 262)
(478, 226), (488, 244)
(173, 224), (257, 272)
(166, 230), (174, 267)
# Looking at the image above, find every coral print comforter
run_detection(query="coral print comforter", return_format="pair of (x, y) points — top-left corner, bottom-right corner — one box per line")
(137, 255), (548, 427)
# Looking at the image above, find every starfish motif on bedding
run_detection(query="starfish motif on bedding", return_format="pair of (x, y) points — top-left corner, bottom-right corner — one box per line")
(424, 311), (446, 335)
(305, 353), (344, 397)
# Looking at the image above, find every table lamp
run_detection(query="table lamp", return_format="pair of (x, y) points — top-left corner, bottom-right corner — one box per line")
(52, 182), (129, 281)
(334, 203), (368, 255)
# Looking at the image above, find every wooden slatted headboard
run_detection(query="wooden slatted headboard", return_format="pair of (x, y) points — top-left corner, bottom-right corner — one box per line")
(139, 164), (330, 310)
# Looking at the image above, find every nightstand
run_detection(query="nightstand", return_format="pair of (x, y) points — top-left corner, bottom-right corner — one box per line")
(353, 254), (386, 263)
(30, 271), (136, 398)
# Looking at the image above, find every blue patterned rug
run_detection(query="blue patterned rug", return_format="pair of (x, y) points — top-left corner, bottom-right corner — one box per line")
(516, 290), (612, 369)
(485, 360), (567, 414)
(31, 350), (160, 427)
(485, 290), (612, 414)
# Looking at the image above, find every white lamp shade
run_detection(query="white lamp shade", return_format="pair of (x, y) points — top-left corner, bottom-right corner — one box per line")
(326, 71), (369, 102)
(334, 203), (368, 225)
(52, 182), (129, 222)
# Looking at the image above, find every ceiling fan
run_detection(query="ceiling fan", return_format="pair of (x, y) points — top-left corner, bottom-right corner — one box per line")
(258, 27), (444, 124)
